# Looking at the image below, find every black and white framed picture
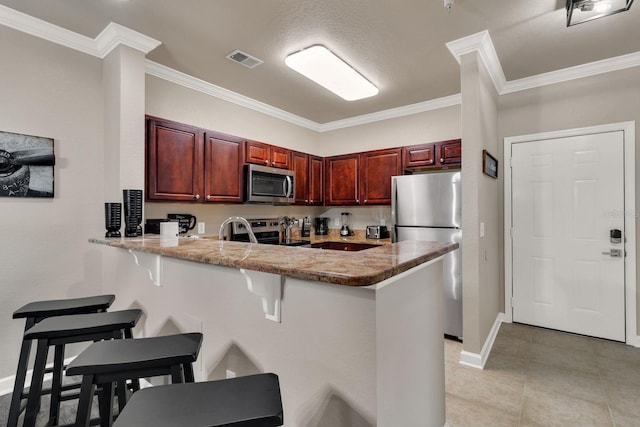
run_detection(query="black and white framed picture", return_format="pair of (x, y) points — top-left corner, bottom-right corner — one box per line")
(0, 130), (55, 198)
(482, 149), (498, 179)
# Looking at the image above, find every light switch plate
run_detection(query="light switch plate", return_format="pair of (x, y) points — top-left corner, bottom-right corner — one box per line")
(480, 222), (485, 237)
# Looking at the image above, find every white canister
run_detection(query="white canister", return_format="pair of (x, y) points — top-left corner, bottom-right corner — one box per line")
(160, 221), (179, 238)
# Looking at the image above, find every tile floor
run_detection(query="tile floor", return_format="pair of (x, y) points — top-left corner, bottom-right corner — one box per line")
(445, 322), (640, 426)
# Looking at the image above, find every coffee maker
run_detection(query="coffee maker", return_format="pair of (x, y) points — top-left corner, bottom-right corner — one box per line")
(314, 217), (328, 235)
(340, 212), (354, 236)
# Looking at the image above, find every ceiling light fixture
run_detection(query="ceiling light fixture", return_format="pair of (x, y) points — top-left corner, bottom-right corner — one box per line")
(285, 45), (378, 101)
(566, 0), (634, 26)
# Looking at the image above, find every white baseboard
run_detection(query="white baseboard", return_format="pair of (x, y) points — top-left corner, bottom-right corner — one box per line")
(0, 355), (78, 397)
(459, 313), (505, 370)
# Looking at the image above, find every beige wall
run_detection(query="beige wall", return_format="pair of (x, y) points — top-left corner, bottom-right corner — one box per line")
(499, 67), (640, 332)
(0, 27), (105, 379)
(460, 52), (501, 354)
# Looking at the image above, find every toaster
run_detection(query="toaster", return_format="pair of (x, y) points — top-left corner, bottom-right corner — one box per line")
(366, 225), (390, 239)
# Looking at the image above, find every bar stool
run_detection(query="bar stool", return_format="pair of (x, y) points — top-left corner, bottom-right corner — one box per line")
(18, 309), (142, 427)
(66, 333), (203, 427)
(8, 295), (115, 427)
(112, 373), (284, 427)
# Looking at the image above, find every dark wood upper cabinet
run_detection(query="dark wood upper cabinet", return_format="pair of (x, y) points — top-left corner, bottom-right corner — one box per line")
(245, 140), (290, 169)
(403, 143), (436, 168)
(360, 148), (403, 205)
(439, 139), (462, 165)
(324, 154), (360, 206)
(146, 117), (204, 202)
(203, 131), (244, 203)
(292, 152), (324, 205)
(403, 139), (461, 171)
(308, 155), (324, 206)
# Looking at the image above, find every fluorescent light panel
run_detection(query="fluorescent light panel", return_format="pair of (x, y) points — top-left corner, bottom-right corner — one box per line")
(285, 45), (378, 101)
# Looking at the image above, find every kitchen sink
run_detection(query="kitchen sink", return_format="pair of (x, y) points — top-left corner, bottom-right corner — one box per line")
(310, 241), (381, 251)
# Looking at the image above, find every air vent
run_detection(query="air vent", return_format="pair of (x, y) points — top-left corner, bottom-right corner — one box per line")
(226, 50), (264, 69)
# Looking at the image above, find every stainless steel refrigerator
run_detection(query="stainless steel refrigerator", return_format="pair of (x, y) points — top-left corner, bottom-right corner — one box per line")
(391, 171), (462, 339)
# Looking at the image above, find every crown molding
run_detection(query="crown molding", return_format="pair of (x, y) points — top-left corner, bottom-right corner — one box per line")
(0, 5), (159, 58)
(0, 4), (97, 56)
(145, 61), (322, 131)
(446, 30), (507, 94)
(318, 94), (462, 132)
(502, 51), (640, 94)
(95, 22), (161, 58)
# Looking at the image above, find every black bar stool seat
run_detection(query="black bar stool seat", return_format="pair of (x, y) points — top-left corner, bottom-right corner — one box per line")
(112, 373), (284, 427)
(8, 295), (116, 427)
(19, 309), (142, 427)
(67, 333), (203, 427)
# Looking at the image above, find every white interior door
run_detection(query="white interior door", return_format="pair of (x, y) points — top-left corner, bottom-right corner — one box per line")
(511, 131), (625, 341)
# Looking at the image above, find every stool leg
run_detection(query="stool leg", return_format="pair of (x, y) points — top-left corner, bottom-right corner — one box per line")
(23, 338), (49, 427)
(170, 364), (185, 383)
(76, 375), (96, 427)
(123, 327), (141, 392)
(183, 362), (195, 383)
(116, 380), (127, 412)
(98, 381), (115, 427)
(7, 332), (34, 426)
(49, 343), (65, 426)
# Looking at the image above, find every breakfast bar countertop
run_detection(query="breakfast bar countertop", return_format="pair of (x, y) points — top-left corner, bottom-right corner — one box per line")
(89, 235), (458, 287)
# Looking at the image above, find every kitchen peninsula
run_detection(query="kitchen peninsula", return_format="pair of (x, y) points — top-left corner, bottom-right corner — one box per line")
(91, 236), (457, 427)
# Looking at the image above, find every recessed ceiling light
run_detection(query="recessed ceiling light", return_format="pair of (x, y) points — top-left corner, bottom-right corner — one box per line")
(285, 45), (378, 101)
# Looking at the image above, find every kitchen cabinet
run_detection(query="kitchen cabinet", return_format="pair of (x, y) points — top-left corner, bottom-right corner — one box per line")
(146, 117), (204, 202)
(203, 131), (244, 203)
(245, 140), (290, 169)
(360, 148), (403, 205)
(292, 151), (323, 205)
(325, 148), (401, 206)
(438, 139), (462, 165)
(403, 139), (461, 171)
(325, 153), (360, 205)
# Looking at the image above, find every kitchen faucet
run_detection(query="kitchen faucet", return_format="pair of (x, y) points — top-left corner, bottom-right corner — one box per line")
(218, 216), (258, 243)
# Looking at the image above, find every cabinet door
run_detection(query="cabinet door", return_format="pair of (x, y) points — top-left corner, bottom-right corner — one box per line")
(146, 117), (203, 201)
(245, 140), (270, 166)
(308, 155), (324, 206)
(360, 148), (402, 205)
(204, 131), (244, 203)
(271, 146), (291, 169)
(439, 139), (462, 165)
(291, 151), (309, 205)
(403, 143), (436, 168)
(325, 154), (360, 205)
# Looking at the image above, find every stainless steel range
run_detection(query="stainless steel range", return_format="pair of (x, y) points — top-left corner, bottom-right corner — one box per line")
(229, 218), (310, 247)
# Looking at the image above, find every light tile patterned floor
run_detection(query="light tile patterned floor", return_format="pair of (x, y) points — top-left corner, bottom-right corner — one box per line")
(445, 322), (640, 427)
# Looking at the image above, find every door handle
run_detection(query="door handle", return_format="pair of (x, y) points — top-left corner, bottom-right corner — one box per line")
(602, 249), (623, 257)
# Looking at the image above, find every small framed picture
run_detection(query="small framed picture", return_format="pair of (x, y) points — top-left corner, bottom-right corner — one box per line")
(482, 150), (498, 179)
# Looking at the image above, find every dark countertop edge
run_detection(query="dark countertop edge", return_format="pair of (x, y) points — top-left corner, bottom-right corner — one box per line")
(89, 237), (458, 287)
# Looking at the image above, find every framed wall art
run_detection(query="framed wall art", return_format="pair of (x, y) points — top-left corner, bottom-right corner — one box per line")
(482, 149), (498, 179)
(0, 130), (55, 198)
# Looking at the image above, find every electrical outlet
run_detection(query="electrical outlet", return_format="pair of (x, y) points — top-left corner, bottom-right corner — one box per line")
(480, 222), (485, 237)
(197, 222), (205, 234)
(226, 369), (236, 379)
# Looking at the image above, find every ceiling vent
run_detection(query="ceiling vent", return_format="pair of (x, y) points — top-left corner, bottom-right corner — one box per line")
(226, 50), (264, 69)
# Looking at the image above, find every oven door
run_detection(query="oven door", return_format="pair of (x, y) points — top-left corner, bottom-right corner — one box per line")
(246, 164), (294, 204)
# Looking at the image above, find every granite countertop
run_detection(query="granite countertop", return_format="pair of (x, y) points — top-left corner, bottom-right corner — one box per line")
(89, 235), (457, 287)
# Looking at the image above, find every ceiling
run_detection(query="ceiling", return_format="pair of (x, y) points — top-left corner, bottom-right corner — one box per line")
(1, 0), (639, 125)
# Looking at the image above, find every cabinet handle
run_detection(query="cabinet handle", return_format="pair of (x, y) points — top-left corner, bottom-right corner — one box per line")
(440, 158), (444, 162)
(356, 199), (360, 203)
(194, 194), (200, 200)
(264, 160), (269, 165)
(305, 199), (309, 203)
(271, 161), (275, 166)
(364, 199), (367, 204)
(206, 195), (211, 201)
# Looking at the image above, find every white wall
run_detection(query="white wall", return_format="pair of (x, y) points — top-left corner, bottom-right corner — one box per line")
(0, 27), (105, 379)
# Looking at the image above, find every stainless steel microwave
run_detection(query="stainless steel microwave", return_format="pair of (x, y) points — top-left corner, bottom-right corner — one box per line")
(245, 164), (295, 204)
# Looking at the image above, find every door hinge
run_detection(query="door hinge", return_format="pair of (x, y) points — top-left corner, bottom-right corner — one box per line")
(511, 297), (515, 308)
